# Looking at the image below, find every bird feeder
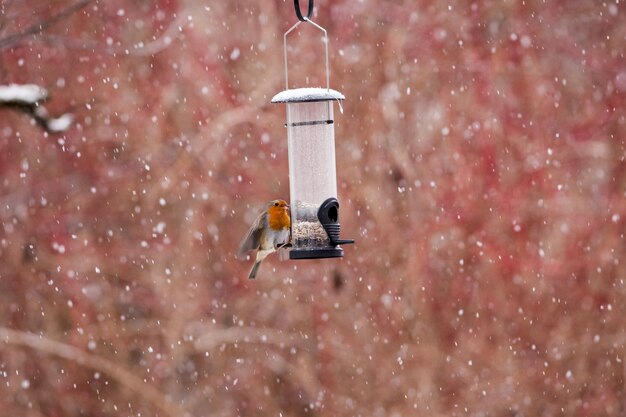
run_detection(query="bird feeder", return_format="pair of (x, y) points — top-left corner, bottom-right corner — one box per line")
(272, 1), (354, 259)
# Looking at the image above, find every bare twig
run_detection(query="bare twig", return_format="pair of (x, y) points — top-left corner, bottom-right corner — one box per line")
(194, 326), (309, 351)
(38, 12), (186, 57)
(145, 0), (282, 202)
(0, 326), (189, 417)
(0, 0), (93, 50)
(194, 326), (321, 405)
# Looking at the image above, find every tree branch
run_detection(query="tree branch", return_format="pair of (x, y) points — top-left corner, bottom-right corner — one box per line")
(0, 0), (93, 50)
(0, 84), (73, 133)
(0, 326), (190, 417)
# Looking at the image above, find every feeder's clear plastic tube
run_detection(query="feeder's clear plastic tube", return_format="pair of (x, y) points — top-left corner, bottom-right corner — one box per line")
(286, 101), (337, 249)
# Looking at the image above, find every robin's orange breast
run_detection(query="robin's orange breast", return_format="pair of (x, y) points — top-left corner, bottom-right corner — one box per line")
(268, 207), (291, 231)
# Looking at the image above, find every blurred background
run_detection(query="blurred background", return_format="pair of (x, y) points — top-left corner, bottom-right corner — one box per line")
(1, 1), (625, 416)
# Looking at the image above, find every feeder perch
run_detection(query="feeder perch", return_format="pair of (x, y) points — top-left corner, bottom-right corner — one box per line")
(272, 4), (354, 260)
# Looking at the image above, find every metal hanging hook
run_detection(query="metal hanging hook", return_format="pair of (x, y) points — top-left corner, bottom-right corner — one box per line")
(293, 0), (314, 22)
(283, 5), (330, 91)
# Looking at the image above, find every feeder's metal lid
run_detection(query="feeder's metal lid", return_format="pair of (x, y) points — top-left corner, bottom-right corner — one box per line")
(272, 87), (345, 103)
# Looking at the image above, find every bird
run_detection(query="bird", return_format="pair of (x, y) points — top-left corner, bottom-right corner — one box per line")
(238, 199), (291, 279)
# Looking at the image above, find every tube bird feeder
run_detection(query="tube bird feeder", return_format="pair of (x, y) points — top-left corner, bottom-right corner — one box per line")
(272, 3), (354, 259)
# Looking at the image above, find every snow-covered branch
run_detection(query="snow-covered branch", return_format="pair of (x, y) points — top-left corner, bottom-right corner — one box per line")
(0, 84), (74, 133)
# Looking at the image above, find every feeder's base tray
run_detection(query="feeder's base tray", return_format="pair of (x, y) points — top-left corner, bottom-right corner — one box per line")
(289, 247), (344, 260)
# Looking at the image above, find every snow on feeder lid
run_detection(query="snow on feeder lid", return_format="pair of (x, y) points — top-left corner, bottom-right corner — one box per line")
(271, 87), (345, 103)
(272, 0), (354, 260)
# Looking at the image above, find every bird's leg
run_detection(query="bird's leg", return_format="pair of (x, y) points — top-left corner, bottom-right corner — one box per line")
(276, 232), (292, 250)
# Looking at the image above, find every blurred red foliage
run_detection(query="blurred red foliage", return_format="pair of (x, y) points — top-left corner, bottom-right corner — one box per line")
(0, 1), (625, 416)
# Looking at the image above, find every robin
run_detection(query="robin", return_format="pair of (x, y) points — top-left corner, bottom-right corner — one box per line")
(238, 199), (291, 279)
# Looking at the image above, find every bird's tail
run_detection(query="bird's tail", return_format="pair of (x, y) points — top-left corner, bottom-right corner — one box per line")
(248, 261), (262, 279)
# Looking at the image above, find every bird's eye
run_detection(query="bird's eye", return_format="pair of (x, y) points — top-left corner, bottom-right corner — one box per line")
(274, 202), (279, 207)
